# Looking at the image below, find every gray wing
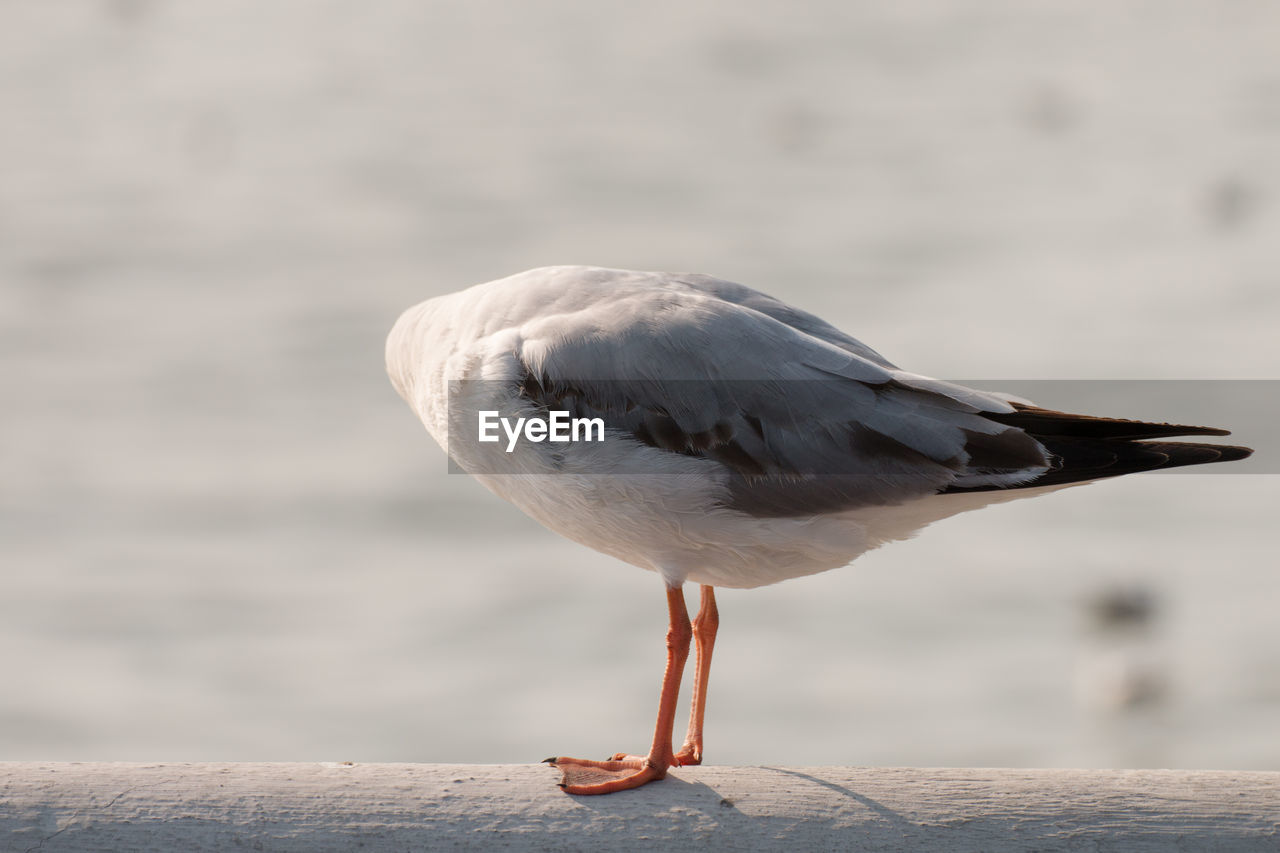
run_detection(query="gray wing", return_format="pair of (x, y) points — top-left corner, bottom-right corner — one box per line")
(512, 271), (1050, 517)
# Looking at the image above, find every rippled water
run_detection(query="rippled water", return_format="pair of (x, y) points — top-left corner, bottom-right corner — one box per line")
(2, 1), (1278, 770)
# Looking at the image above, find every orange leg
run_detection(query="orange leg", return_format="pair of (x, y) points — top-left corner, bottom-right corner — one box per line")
(545, 585), (692, 795)
(676, 585), (718, 765)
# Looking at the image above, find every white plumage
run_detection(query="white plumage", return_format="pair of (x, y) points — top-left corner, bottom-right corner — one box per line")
(386, 265), (1059, 589)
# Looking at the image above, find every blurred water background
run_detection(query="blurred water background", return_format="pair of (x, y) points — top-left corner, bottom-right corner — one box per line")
(2, 1), (1278, 770)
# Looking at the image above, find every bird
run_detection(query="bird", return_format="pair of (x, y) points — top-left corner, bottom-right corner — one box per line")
(385, 265), (1252, 795)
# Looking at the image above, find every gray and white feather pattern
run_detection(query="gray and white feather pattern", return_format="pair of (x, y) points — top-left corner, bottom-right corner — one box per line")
(387, 266), (1249, 589)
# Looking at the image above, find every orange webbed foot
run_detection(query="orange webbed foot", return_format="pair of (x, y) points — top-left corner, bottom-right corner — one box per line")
(608, 750), (681, 765)
(673, 745), (702, 766)
(543, 755), (668, 795)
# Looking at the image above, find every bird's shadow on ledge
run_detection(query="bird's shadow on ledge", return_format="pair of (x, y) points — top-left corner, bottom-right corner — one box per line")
(764, 767), (912, 828)
(551, 764), (913, 833)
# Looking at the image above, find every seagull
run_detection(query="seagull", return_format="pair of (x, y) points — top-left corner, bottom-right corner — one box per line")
(386, 265), (1251, 795)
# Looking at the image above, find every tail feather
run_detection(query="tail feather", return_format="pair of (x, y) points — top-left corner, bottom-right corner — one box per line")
(945, 404), (1253, 493)
(983, 404), (1232, 441)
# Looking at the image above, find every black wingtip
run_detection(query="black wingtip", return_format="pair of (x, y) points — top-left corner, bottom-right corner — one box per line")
(991, 405), (1239, 441)
(1216, 444), (1254, 462)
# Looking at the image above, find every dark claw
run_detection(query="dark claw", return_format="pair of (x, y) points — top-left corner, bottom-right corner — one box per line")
(542, 757), (558, 765)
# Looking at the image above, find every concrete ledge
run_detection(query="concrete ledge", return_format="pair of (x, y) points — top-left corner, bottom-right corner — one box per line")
(2, 762), (1278, 852)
